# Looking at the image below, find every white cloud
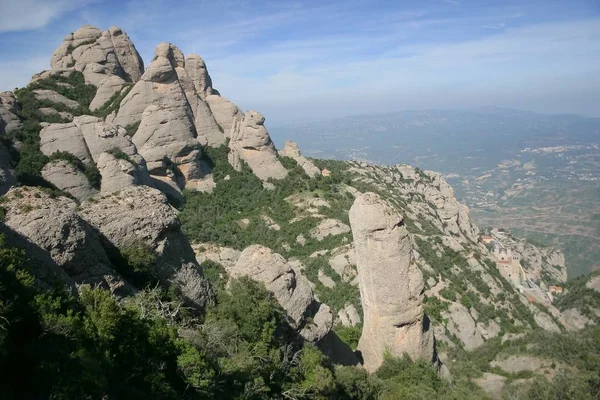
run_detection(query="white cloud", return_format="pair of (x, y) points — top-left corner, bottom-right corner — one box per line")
(0, 0), (97, 32)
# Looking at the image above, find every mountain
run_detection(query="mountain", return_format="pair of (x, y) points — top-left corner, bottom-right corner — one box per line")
(0, 24), (598, 399)
(271, 109), (600, 278)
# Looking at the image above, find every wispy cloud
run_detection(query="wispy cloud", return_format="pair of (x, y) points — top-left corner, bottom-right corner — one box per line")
(0, 0), (99, 32)
(0, 0), (599, 124)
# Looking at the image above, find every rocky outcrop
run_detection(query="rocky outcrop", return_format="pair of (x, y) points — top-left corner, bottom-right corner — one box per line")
(1, 187), (128, 293)
(48, 25), (143, 86)
(279, 140), (320, 177)
(184, 54), (214, 99)
(338, 304), (361, 327)
(230, 245), (333, 342)
(72, 115), (139, 162)
(89, 76), (128, 111)
(310, 218), (351, 241)
(228, 111), (288, 180)
(78, 185), (212, 308)
(33, 89), (80, 109)
(0, 142), (15, 195)
(39, 122), (93, 163)
(41, 160), (98, 201)
(112, 43), (206, 190)
(349, 192), (435, 371)
(441, 302), (484, 350)
(96, 152), (149, 194)
(586, 275), (600, 293)
(416, 170), (480, 241)
(0, 91), (22, 135)
(514, 239), (567, 284)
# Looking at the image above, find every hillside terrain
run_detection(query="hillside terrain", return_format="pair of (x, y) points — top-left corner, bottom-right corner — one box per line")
(0, 24), (598, 399)
(273, 110), (600, 278)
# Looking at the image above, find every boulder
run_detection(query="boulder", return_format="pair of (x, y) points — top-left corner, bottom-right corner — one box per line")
(33, 89), (80, 109)
(338, 304), (361, 327)
(96, 152), (149, 194)
(39, 122), (93, 163)
(78, 185), (212, 308)
(279, 140), (320, 177)
(349, 192), (435, 371)
(41, 160), (98, 201)
(228, 111), (288, 180)
(310, 218), (351, 241)
(1, 187), (128, 293)
(36, 107), (73, 121)
(442, 302), (484, 350)
(230, 245), (333, 342)
(89, 75), (128, 111)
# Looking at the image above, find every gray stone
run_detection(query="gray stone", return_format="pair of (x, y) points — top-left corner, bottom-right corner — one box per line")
(41, 160), (98, 201)
(33, 89), (80, 109)
(279, 140), (320, 177)
(2, 187), (128, 293)
(349, 192), (435, 371)
(231, 245), (333, 342)
(79, 185), (213, 308)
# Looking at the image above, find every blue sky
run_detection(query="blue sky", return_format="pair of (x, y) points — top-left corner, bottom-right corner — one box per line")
(0, 0), (599, 125)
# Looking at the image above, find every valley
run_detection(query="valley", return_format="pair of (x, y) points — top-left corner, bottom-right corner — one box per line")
(272, 109), (600, 278)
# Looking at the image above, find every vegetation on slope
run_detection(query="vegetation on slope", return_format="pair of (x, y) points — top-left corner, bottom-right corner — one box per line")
(4, 72), (97, 188)
(0, 234), (487, 399)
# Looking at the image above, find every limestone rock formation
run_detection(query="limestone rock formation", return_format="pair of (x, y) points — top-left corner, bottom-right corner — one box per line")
(0, 142), (15, 195)
(184, 54), (214, 99)
(96, 152), (149, 194)
(230, 245), (333, 342)
(72, 115), (139, 162)
(40, 122), (93, 163)
(48, 25), (143, 87)
(349, 192), (435, 371)
(1, 187), (128, 293)
(338, 304), (361, 327)
(228, 111), (288, 181)
(89, 75), (128, 111)
(0, 91), (22, 135)
(41, 160), (98, 201)
(441, 302), (485, 350)
(33, 89), (80, 109)
(112, 43), (207, 190)
(279, 140), (320, 177)
(310, 218), (351, 241)
(78, 185), (212, 308)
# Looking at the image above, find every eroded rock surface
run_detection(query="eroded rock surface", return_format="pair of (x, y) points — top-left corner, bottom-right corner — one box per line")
(228, 111), (288, 181)
(230, 245), (333, 342)
(41, 160), (98, 201)
(2, 187), (127, 293)
(349, 192), (435, 371)
(79, 185), (212, 308)
(279, 140), (320, 177)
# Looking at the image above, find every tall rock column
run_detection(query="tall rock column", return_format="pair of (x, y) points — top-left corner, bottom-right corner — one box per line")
(349, 192), (435, 372)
